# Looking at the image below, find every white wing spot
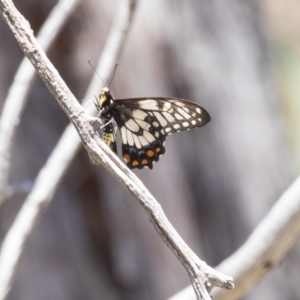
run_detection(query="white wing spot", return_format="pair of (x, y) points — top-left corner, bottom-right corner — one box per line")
(183, 107), (190, 113)
(175, 113), (183, 120)
(161, 102), (171, 111)
(161, 129), (165, 135)
(133, 134), (142, 149)
(162, 102), (171, 111)
(127, 130), (134, 146)
(183, 122), (189, 127)
(174, 124), (180, 130)
(155, 132), (159, 138)
(191, 120), (196, 125)
(132, 109), (148, 120)
(165, 127), (171, 133)
(143, 131), (155, 143)
(139, 136), (149, 146)
(153, 112), (168, 127)
(172, 101), (185, 107)
(153, 121), (159, 127)
(198, 117), (202, 122)
(121, 127), (127, 144)
(162, 112), (175, 122)
(135, 119), (151, 131)
(192, 112), (196, 117)
(138, 100), (159, 110)
(196, 107), (201, 114)
(125, 119), (139, 132)
(178, 108), (191, 119)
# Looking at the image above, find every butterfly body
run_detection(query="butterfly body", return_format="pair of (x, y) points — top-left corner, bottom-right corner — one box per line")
(95, 87), (210, 169)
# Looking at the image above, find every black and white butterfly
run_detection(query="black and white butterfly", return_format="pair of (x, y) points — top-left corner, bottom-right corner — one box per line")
(95, 87), (211, 169)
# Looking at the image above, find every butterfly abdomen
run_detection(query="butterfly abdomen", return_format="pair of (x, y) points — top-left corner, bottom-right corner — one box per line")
(102, 122), (117, 154)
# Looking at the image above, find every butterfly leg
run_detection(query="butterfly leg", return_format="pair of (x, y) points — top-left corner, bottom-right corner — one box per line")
(100, 119), (112, 129)
(85, 115), (103, 126)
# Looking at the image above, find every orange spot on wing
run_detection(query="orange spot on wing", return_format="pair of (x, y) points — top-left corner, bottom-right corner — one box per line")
(132, 160), (139, 167)
(155, 147), (161, 153)
(141, 159), (148, 165)
(123, 154), (130, 163)
(147, 150), (155, 157)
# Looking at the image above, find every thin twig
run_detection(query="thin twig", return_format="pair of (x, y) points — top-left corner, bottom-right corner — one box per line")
(0, 0), (80, 204)
(0, 0), (233, 299)
(168, 175), (300, 300)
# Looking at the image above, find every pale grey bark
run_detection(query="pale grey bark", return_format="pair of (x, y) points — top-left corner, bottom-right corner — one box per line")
(0, 0), (233, 299)
(0, 0), (296, 300)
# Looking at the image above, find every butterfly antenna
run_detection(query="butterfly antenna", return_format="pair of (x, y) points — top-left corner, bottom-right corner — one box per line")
(108, 63), (119, 88)
(88, 58), (106, 86)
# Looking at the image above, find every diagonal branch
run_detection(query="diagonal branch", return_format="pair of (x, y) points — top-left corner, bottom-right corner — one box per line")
(168, 175), (300, 300)
(0, 0), (80, 204)
(213, 174), (300, 300)
(0, 0), (233, 299)
(0, 0), (137, 299)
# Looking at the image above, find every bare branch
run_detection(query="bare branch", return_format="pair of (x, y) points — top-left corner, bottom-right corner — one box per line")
(0, 0), (138, 299)
(85, 0), (137, 96)
(168, 175), (300, 300)
(213, 175), (300, 299)
(76, 110), (234, 300)
(0, 0), (233, 299)
(0, 0), (80, 204)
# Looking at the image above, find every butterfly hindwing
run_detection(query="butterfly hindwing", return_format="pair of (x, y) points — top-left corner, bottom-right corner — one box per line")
(112, 97), (210, 169)
(112, 105), (165, 169)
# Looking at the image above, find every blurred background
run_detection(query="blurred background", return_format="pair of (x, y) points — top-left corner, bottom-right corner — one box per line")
(0, 0), (299, 299)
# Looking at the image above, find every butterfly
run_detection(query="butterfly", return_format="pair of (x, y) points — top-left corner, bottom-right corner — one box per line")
(94, 87), (211, 169)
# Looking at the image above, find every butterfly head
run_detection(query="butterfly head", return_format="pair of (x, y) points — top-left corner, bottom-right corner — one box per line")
(97, 87), (114, 116)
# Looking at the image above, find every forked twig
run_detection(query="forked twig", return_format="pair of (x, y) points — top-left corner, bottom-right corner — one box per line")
(0, 0), (233, 299)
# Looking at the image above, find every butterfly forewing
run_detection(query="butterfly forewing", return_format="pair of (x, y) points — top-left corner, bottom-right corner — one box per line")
(111, 97), (210, 169)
